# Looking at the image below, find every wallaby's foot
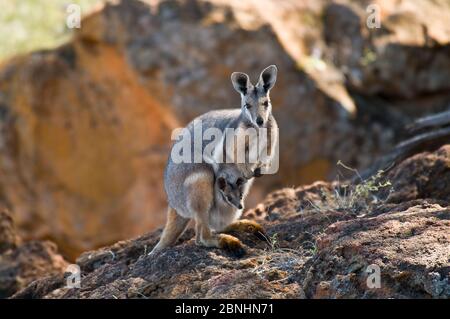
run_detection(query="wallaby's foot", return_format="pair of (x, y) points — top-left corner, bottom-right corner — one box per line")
(223, 219), (266, 240)
(195, 231), (246, 257)
(217, 234), (246, 258)
(148, 248), (158, 256)
(195, 223), (202, 246)
(148, 240), (168, 256)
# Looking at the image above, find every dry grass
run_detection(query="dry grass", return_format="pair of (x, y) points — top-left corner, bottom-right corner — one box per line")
(250, 232), (305, 283)
(307, 161), (393, 215)
(249, 162), (392, 285)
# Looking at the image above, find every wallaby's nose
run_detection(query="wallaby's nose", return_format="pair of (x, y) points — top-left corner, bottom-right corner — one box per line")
(238, 204), (243, 209)
(253, 167), (262, 178)
(256, 116), (264, 126)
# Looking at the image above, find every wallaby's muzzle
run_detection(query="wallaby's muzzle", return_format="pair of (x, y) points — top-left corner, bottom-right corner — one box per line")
(256, 116), (264, 126)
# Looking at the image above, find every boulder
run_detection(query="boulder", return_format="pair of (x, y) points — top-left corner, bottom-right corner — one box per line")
(13, 145), (449, 299)
(0, 209), (68, 298)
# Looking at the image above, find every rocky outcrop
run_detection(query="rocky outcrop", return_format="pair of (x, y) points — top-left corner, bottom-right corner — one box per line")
(1, 0), (450, 257)
(0, 210), (68, 298)
(12, 145), (449, 299)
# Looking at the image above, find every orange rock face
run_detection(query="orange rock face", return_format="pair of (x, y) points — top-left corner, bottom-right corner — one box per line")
(0, 38), (178, 258)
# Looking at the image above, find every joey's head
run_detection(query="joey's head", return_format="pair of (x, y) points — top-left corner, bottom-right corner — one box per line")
(216, 172), (247, 210)
(231, 65), (277, 127)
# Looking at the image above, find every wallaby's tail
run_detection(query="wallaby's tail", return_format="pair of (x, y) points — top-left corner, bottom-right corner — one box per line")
(149, 206), (189, 255)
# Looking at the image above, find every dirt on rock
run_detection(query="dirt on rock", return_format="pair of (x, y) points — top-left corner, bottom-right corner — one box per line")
(11, 145), (449, 299)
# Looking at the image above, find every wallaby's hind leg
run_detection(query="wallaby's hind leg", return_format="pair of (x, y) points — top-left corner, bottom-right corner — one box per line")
(222, 219), (266, 240)
(149, 207), (189, 255)
(193, 200), (246, 257)
(195, 222), (202, 245)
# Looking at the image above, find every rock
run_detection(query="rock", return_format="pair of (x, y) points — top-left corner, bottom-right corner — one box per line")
(0, 1), (180, 258)
(322, 0), (450, 99)
(385, 144), (450, 203)
(1, 0), (450, 257)
(0, 209), (18, 253)
(0, 209), (68, 298)
(305, 201), (450, 298)
(12, 145), (449, 299)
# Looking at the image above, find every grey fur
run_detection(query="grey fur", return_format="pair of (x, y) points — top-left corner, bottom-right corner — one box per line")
(161, 65), (278, 242)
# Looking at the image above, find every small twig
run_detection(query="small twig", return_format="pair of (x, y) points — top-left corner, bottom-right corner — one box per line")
(337, 160), (363, 183)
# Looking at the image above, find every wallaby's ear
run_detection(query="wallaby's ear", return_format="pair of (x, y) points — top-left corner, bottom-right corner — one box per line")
(217, 176), (226, 191)
(231, 72), (251, 95)
(257, 65), (277, 93)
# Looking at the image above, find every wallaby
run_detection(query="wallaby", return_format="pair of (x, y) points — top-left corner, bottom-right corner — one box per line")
(228, 65), (279, 177)
(150, 66), (279, 256)
(151, 163), (259, 256)
(205, 65), (279, 178)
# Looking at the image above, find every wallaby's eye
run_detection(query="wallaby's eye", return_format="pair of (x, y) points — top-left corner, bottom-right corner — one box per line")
(245, 103), (252, 109)
(263, 101), (269, 109)
(218, 177), (226, 190)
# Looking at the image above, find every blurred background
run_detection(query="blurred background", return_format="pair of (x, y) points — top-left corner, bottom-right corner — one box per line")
(0, 0), (449, 260)
(0, 0), (103, 60)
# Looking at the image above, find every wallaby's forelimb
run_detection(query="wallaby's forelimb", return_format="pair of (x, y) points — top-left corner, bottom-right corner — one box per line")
(149, 207), (189, 255)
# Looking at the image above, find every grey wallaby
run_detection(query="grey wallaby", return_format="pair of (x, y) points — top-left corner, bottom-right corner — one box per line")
(150, 65), (279, 256)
